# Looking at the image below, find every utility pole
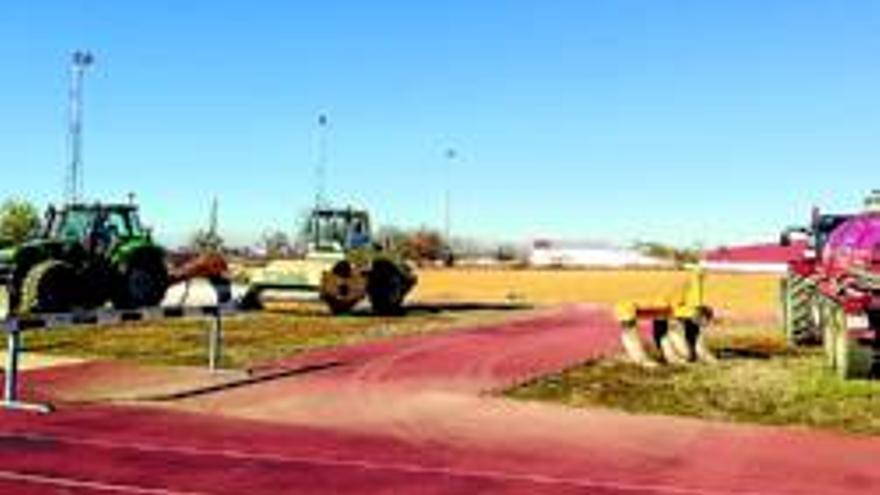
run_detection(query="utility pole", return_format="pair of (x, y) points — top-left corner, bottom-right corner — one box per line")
(315, 113), (329, 209)
(66, 50), (94, 204)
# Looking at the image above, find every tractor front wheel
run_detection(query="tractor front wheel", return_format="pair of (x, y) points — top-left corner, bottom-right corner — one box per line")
(835, 311), (879, 380)
(18, 260), (78, 314)
(320, 261), (367, 315)
(324, 295), (360, 315)
(112, 257), (169, 309)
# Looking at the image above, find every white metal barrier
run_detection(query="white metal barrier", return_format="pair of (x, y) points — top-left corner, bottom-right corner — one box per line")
(1, 303), (237, 413)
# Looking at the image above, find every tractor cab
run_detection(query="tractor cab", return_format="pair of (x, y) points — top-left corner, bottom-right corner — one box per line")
(781, 208), (852, 256)
(44, 204), (149, 253)
(305, 207), (372, 253)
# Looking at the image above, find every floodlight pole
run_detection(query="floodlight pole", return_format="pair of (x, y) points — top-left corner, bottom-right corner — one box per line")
(67, 50), (94, 204)
(443, 148), (456, 247)
(315, 114), (329, 209)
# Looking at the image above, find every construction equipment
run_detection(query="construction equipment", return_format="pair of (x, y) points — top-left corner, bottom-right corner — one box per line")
(780, 191), (880, 379)
(614, 268), (715, 366)
(243, 206), (417, 315)
(0, 202), (169, 315)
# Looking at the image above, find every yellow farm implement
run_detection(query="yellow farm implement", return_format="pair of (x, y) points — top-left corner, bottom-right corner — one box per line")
(614, 268), (716, 367)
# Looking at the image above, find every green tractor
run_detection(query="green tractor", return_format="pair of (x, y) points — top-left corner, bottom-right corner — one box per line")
(244, 206), (417, 315)
(0, 203), (169, 315)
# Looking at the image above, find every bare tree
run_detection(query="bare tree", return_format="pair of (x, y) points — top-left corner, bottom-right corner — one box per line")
(262, 229), (292, 258)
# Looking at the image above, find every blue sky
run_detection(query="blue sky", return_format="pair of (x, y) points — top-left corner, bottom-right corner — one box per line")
(2, 1), (879, 248)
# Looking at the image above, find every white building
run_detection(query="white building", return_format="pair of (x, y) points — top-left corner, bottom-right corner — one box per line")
(529, 239), (667, 268)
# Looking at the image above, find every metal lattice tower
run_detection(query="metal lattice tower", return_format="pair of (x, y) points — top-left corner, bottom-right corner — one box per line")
(66, 50), (94, 204)
(209, 197), (219, 238)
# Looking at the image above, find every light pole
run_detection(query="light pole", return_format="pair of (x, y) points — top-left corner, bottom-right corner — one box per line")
(443, 148), (457, 251)
(315, 113), (329, 209)
(67, 50), (94, 204)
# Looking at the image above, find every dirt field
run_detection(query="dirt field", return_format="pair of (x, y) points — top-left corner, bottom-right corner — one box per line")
(413, 268), (780, 320)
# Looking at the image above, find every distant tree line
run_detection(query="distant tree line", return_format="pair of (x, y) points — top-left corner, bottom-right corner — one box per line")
(633, 241), (702, 266)
(374, 226), (447, 263)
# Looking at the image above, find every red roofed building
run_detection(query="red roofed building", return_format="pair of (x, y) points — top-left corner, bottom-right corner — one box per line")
(701, 241), (806, 273)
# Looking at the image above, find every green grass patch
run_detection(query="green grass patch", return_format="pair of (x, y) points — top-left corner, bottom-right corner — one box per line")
(508, 324), (880, 435)
(13, 308), (516, 369)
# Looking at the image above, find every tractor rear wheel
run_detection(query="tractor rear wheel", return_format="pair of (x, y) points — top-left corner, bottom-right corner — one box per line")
(367, 261), (406, 316)
(0, 286), (9, 319)
(781, 274), (821, 345)
(112, 256), (169, 309)
(18, 260), (78, 314)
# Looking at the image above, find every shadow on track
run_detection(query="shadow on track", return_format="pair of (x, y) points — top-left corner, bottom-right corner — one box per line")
(260, 300), (533, 317)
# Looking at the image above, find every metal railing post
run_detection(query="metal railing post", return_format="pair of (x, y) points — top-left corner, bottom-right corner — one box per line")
(208, 308), (223, 372)
(4, 327), (19, 405)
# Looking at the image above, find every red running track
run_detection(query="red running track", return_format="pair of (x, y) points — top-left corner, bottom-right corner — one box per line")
(1, 305), (880, 494)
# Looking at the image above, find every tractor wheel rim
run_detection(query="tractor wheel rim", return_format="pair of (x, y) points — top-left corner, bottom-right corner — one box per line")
(129, 270), (157, 301)
(40, 269), (73, 311)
